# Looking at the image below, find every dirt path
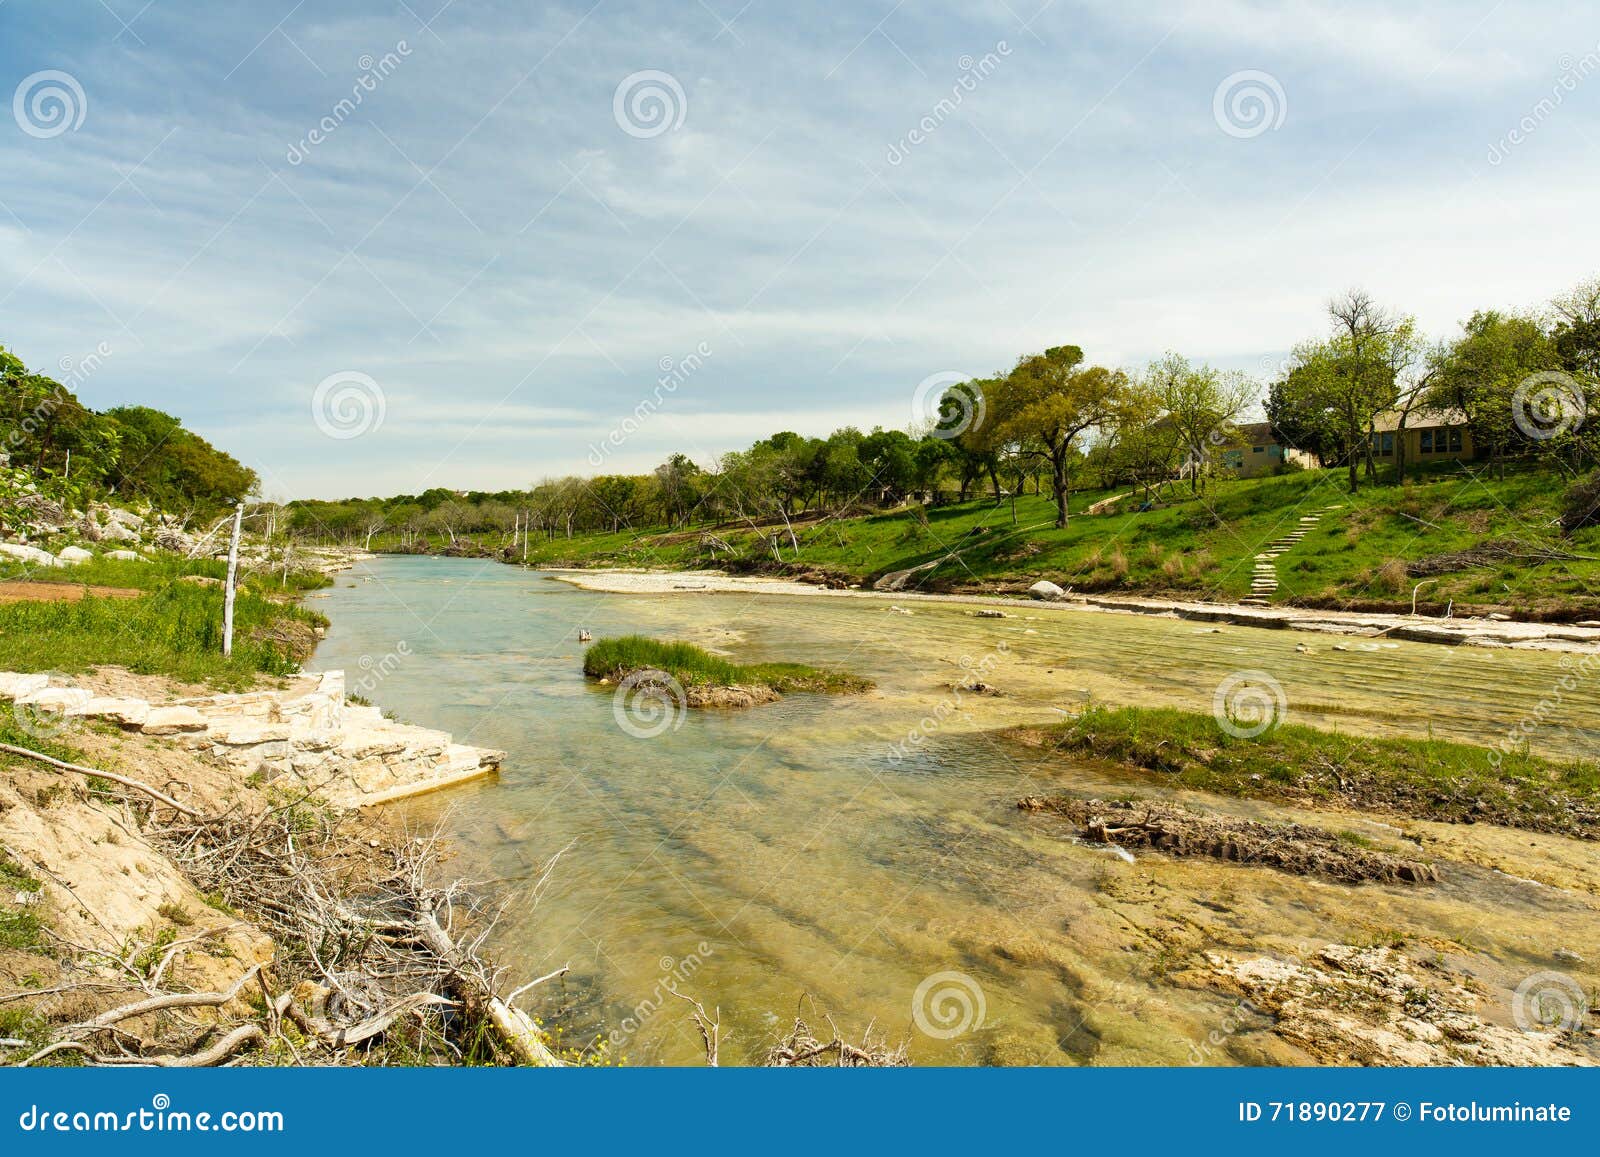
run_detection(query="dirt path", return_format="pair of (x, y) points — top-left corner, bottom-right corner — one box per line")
(0, 580), (141, 603)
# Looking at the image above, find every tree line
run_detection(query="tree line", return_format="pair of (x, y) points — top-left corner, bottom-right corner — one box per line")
(0, 344), (258, 520)
(287, 275), (1599, 549)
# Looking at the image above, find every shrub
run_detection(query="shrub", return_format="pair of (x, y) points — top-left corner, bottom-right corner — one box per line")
(1561, 470), (1600, 535)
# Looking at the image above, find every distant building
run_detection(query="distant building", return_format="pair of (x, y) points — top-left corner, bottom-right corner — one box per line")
(1218, 422), (1319, 478)
(1369, 407), (1476, 463)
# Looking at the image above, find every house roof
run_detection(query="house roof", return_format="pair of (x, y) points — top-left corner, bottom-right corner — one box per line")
(1372, 407), (1468, 432)
(1231, 421), (1275, 444)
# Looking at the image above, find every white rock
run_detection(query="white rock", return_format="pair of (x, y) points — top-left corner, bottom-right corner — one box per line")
(0, 672), (52, 698)
(140, 706), (209, 735)
(57, 545), (94, 564)
(65, 697), (152, 727)
(105, 550), (144, 561)
(1027, 580), (1066, 601)
(17, 686), (94, 712)
(0, 543), (62, 567)
(96, 521), (140, 543)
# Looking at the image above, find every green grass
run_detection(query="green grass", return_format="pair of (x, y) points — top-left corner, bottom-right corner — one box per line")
(0, 554), (332, 595)
(471, 464), (1600, 615)
(583, 634), (872, 694)
(0, 574), (324, 687)
(0, 796), (46, 952)
(1028, 704), (1600, 838)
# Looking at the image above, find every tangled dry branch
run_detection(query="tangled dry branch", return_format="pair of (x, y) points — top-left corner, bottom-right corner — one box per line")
(4, 743), (566, 1068)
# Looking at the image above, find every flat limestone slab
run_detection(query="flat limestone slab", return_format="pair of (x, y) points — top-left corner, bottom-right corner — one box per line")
(140, 706), (210, 735)
(0, 672), (51, 698)
(65, 697), (152, 727)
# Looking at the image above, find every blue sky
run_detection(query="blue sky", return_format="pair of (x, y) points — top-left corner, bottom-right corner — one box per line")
(2, 1), (1597, 499)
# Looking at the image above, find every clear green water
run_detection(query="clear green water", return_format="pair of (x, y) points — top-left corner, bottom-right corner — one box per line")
(311, 556), (1600, 1065)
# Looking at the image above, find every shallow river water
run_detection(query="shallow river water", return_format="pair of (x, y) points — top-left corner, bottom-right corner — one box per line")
(310, 556), (1600, 1065)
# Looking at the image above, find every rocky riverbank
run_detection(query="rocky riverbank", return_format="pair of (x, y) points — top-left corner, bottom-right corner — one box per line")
(545, 568), (1600, 654)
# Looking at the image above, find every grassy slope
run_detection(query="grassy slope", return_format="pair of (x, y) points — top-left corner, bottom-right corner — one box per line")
(1016, 705), (1600, 839)
(498, 464), (1599, 615)
(583, 634), (872, 694)
(0, 556), (330, 687)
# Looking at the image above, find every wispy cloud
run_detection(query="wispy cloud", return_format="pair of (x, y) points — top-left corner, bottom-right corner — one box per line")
(1, 0), (1595, 497)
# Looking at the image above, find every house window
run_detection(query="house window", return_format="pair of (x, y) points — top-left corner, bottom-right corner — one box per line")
(1251, 446), (1265, 454)
(1381, 433), (1394, 454)
(1223, 450), (1243, 467)
(1448, 427), (1463, 453)
(1420, 429), (1434, 453)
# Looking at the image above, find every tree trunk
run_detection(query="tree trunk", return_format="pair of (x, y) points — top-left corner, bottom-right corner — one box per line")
(1052, 445), (1070, 528)
(222, 503), (244, 658)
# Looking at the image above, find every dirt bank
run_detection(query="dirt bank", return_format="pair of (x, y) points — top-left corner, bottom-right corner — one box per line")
(0, 667), (552, 1067)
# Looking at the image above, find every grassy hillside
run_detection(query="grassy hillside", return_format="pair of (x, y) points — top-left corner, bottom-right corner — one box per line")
(502, 464), (1600, 618)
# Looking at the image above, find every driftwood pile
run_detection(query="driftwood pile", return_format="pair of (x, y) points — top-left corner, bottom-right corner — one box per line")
(3, 743), (563, 1067)
(1018, 796), (1439, 885)
(1405, 537), (1593, 578)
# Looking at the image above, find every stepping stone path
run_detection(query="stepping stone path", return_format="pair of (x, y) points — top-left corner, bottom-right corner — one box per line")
(1238, 504), (1344, 607)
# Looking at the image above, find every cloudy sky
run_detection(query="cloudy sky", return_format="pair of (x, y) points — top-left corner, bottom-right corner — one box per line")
(1, 1), (1596, 499)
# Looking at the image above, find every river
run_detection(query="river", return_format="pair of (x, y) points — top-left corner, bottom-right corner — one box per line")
(310, 555), (1600, 1065)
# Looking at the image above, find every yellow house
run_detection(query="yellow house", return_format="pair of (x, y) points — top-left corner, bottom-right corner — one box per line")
(1219, 423), (1319, 478)
(1369, 408), (1475, 463)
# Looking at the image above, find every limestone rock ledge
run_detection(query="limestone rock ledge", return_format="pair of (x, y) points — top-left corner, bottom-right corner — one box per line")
(0, 669), (502, 808)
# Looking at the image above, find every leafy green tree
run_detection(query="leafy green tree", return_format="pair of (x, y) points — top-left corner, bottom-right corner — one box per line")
(991, 345), (1126, 527)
